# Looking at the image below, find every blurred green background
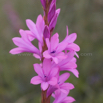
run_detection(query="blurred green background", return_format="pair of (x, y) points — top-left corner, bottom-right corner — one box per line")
(0, 0), (103, 103)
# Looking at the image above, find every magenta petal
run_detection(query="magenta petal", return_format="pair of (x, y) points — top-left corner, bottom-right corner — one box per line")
(51, 33), (59, 51)
(60, 83), (74, 91)
(61, 62), (77, 70)
(49, 9), (60, 31)
(48, 77), (57, 85)
(19, 29), (30, 43)
(26, 19), (41, 41)
(25, 30), (35, 41)
(41, 82), (49, 91)
(43, 50), (51, 58)
(56, 52), (67, 60)
(71, 57), (77, 63)
(49, 67), (59, 77)
(33, 64), (43, 77)
(36, 15), (44, 35)
(43, 59), (51, 75)
(59, 73), (70, 84)
(26, 19), (37, 34)
(67, 43), (80, 51)
(68, 69), (79, 78)
(48, 3), (56, 22)
(56, 42), (68, 53)
(12, 35), (40, 55)
(60, 89), (68, 94)
(9, 47), (25, 54)
(12, 37), (25, 47)
(56, 8), (60, 16)
(64, 33), (77, 43)
(52, 57), (58, 64)
(43, 26), (50, 39)
(68, 33), (77, 43)
(33, 54), (41, 59)
(63, 96), (75, 103)
(30, 76), (42, 85)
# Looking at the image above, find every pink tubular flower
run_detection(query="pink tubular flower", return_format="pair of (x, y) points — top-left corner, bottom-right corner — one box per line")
(30, 59), (59, 91)
(58, 51), (79, 78)
(26, 14), (45, 44)
(9, 29), (40, 55)
(63, 27), (80, 58)
(47, 73), (74, 97)
(43, 33), (68, 64)
(53, 90), (75, 103)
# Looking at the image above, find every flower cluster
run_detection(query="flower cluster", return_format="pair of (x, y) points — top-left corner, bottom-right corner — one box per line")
(10, 0), (80, 103)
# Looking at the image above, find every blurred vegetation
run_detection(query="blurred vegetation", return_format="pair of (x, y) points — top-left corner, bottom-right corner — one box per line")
(0, 0), (103, 103)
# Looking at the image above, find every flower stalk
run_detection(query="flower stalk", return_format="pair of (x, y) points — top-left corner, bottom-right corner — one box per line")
(42, 1), (52, 102)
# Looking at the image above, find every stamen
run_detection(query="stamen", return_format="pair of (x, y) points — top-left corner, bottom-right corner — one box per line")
(51, 50), (56, 53)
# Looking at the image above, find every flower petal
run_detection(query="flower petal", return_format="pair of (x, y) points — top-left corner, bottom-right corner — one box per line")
(66, 43), (80, 51)
(19, 29), (30, 43)
(49, 9), (60, 31)
(52, 57), (58, 64)
(26, 19), (38, 36)
(43, 26), (50, 39)
(33, 54), (41, 59)
(9, 47), (25, 54)
(56, 52), (67, 60)
(43, 50), (52, 58)
(12, 37), (25, 47)
(64, 33), (77, 43)
(60, 61), (77, 70)
(36, 14), (44, 36)
(26, 19), (42, 42)
(48, 3), (56, 22)
(49, 67), (59, 77)
(56, 42), (68, 53)
(60, 83), (74, 92)
(63, 96), (75, 103)
(68, 68), (79, 78)
(33, 64), (43, 77)
(25, 30), (35, 41)
(48, 77), (57, 85)
(30, 76), (42, 85)
(41, 82), (49, 91)
(43, 59), (51, 75)
(59, 73), (70, 84)
(50, 33), (59, 51)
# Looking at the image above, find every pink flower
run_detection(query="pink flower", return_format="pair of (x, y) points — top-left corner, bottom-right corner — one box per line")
(26, 14), (45, 44)
(30, 59), (59, 91)
(53, 90), (75, 103)
(58, 51), (79, 78)
(9, 29), (40, 55)
(63, 27), (80, 58)
(43, 33), (68, 64)
(47, 73), (74, 97)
